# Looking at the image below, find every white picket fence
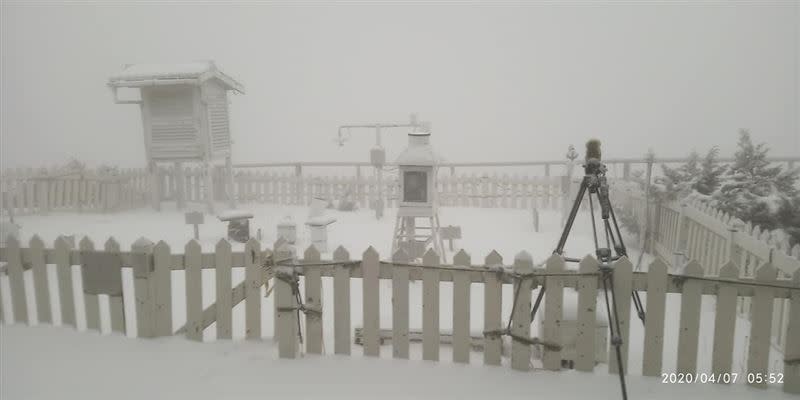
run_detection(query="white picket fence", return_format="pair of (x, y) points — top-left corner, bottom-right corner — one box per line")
(610, 182), (800, 356)
(2, 166), (568, 215)
(0, 167), (150, 216)
(166, 168), (567, 210)
(0, 236), (798, 394)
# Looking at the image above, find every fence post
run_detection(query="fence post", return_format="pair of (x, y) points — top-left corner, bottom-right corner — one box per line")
(275, 266), (299, 358)
(674, 202), (689, 268)
(748, 262), (777, 388)
(174, 162), (186, 209)
(152, 241), (173, 336)
(452, 250), (471, 364)
(333, 246), (352, 355)
(392, 248), (410, 359)
(784, 268), (800, 394)
(132, 237), (156, 338)
(147, 162), (160, 211)
(55, 236), (76, 327)
(5, 236), (28, 324)
(726, 221), (743, 265)
(38, 176), (50, 214)
(295, 164), (302, 205)
(204, 162), (214, 214)
(245, 239), (262, 340)
(542, 254), (565, 371)
(511, 251), (534, 371)
(304, 245), (323, 354)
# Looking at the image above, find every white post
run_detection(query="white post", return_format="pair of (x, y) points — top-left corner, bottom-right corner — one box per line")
(643, 150), (655, 253)
(132, 238), (155, 338)
(174, 161), (186, 209)
(148, 161), (160, 211)
(226, 156), (236, 209)
(204, 162), (214, 214)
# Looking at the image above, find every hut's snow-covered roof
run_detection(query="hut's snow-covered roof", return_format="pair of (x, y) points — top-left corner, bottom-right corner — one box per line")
(108, 61), (244, 93)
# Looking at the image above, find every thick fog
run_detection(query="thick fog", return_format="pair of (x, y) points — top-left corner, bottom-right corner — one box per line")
(1, 2), (798, 169)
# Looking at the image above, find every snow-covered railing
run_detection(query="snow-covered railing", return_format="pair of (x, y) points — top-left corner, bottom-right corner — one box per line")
(0, 167), (150, 216)
(1, 166), (567, 213)
(156, 166), (567, 210)
(0, 236), (798, 394)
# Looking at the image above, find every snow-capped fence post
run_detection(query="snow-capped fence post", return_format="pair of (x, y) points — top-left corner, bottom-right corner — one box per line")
(511, 251), (533, 371)
(215, 239), (233, 340)
(483, 250), (503, 366)
(304, 245), (323, 354)
(575, 256), (599, 372)
(184, 239), (203, 341)
(132, 237), (155, 337)
(333, 246), (351, 355)
(747, 262), (777, 388)
(245, 239), (262, 340)
(543, 254), (565, 371)
(452, 249), (471, 364)
(392, 248), (410, 359)
(784, 269), (800, 394)
(422, 249), (441, 362)
(362, 247), (380, 357)
(55, 236), (76, 327)
(676, 260), (702, 374)
(711, 261), (739, 379)
(641, 258), (667, 376)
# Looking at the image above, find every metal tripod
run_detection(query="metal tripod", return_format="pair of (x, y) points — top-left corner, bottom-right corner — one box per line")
(530, 160), (645, 400)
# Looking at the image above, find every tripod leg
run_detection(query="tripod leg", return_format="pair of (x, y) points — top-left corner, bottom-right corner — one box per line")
(601, 270), (628, 400)
(632, 291), (645, 323)
(529, 285), (545, 321)
(608, 204), (627, 254)
(554, 176), (589, 255)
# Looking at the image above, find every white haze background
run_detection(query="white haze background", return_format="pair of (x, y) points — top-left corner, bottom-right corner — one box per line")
(1, 2), (799, 168)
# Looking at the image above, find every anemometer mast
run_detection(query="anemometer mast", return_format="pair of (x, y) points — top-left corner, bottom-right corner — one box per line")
(336, 113), (427, 148)
(336, 114), (429, 219)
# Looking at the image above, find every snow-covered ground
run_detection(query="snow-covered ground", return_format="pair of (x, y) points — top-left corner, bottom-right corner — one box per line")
(1, 324), (793, 400)
(9, 203), (607, 263)
(0, 204), (789, 398)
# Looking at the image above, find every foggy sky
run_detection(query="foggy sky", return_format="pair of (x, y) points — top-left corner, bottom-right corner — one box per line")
(2, 2), (799, 169)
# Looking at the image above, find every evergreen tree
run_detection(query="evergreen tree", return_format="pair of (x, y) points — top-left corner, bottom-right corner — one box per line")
(656, 150), (701, 200)
(694, 146), (726, 195)
(713, 129), (800, 245)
